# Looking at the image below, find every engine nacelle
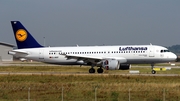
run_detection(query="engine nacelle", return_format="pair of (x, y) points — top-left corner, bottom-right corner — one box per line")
(119, 64), (131, 70)
(102, 60), (120, 70)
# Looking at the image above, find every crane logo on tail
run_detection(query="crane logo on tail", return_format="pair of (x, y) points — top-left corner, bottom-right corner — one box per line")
(16, 29), (27, 42)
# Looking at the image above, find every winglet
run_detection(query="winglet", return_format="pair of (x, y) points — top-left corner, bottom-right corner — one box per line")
(11, 21), (43, 49)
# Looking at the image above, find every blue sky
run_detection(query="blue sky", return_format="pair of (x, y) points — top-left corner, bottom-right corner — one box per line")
(0, 0), (180, 47)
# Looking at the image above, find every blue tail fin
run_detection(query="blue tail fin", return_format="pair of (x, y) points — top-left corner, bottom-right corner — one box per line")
(11, 21), (43, 49)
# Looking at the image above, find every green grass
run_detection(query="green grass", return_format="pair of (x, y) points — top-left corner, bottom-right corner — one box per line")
(0, 65), (180, 100)
(0, 75), (180, 100)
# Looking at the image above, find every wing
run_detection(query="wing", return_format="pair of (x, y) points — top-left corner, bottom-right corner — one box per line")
(62, 54), (127, 65)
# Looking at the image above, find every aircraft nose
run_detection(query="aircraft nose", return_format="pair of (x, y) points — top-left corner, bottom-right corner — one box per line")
(170, 53), (177, 61)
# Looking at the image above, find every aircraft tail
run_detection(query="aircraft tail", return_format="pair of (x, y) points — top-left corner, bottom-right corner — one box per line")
(11, 21), (43, 49)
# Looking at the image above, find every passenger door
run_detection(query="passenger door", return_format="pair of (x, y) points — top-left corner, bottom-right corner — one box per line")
(149, 46), (154, 57)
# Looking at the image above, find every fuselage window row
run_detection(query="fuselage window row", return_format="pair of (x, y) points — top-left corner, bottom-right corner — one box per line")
(49, 50), (146, 55)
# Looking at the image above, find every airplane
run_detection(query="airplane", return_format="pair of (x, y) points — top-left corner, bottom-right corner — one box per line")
(8, 21), (177, 74)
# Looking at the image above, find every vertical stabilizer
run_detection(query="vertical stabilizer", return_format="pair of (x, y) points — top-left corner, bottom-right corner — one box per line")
(11, 21), (43, 49)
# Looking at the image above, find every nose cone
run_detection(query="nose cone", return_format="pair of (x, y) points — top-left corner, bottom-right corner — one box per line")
(169, 53), (177, 61)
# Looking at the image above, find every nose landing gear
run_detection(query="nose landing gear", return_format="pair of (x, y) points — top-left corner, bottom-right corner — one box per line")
(151, 70), (156, 74)
(151, 63), (156, 74)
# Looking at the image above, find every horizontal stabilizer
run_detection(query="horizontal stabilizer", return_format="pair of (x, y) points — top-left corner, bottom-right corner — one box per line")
(8, 50), (28, 58)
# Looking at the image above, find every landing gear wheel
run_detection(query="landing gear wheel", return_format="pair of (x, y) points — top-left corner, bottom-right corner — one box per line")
(151, 70), (156, 74)
(97, 68), (103, 73)
(89, 68), (95, 73)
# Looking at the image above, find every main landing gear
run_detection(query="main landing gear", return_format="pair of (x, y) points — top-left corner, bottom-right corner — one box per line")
(97, 67), (103, 73)
(89, 68), (95, 73)
(151, 63), (156, 74)
(89, 65), (103, 73)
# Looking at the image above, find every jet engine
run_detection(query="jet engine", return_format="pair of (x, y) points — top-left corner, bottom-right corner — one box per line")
(102, 59), (131, 70)
(102, 60), (120, 70)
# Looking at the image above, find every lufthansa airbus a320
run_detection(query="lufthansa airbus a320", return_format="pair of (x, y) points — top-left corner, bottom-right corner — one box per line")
(8, 21), (177, 74)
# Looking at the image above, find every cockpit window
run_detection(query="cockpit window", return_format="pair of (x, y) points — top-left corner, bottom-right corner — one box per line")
(164, 50), (170, 52)
(160, 50), (170, 53)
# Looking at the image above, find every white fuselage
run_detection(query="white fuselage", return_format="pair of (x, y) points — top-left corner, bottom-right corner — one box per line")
(10, 45), (177, 65)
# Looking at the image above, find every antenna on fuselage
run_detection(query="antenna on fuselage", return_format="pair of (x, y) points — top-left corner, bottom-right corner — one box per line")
(150, 43), (152, 45)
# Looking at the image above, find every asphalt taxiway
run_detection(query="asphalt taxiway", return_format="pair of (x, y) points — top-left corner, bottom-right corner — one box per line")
(0, 72), (179, 76)
(0, 61), (180, 76)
